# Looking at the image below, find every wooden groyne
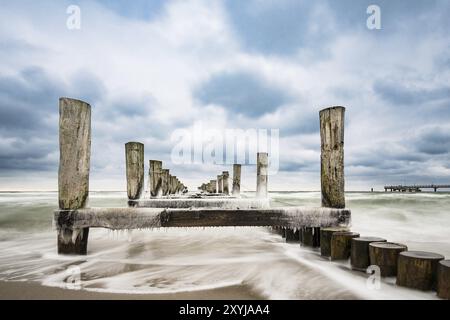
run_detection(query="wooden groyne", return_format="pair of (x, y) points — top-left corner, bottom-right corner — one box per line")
(54, 98), (449, 299)
(55, 99), (349, 253)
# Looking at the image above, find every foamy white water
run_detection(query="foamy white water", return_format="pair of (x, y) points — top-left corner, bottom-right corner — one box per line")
(0, 191), (448, 299)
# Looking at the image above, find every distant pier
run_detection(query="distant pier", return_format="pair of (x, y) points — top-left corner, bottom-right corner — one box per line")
(384, 184), (450, 192)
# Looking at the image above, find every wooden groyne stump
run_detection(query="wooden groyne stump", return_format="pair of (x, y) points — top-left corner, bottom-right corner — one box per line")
(351, 237), (386, 271)
(285, 229), (300, 243)
(320, 227), (349, 257)
(369, 242), (407, 277)
(437, 260), (450, 299)
(58, 98), (91, 255)
(301, 227), (320, 247)
(330, 231), (359, 260)
(397, 251), (444, 291)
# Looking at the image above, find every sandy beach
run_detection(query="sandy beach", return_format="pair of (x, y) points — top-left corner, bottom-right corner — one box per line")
(0, 281), (261, 300)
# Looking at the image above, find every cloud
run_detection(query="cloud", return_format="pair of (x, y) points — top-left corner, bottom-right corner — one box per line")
(195, 71), (291, 117)
(373, 81), (450, 106)
(0, 0), (449, 190)
(415, 127), (450, 155)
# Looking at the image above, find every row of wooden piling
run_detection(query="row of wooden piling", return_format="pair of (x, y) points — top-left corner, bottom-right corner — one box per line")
(125, 143), (188, 200)
(274, 226), (450, 299)
(198, 152), (270, 198)
(199, 166), (238, 196)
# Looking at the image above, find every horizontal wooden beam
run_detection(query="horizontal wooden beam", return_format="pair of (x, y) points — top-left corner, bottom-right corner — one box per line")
(54, 207), (351, 230)
(128, 198), (270, 209)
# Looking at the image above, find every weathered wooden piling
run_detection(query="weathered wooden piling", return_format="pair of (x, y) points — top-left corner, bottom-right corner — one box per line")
(125, 142), (144, 200)
(222, 171), (229, 195)
(162, 169), (170, 196)
(320, 107), (345, 208)
(256, 152), (268, 198)
(285, 229), (300, 242)
(319, 227), (349, 257)
(301, 227), (320, 247)
(351, 237), (386, 271)
(397, 251), (444, 291)
(369, 242), (408, 277)
(232, 164), (241, 196)
(217, 175), (223, 193)
(330, 231), (359, 260)
(210, 179), (217, 193)
(437, 260), (450, 299)
(170, 176), (177, 194)
(149, 160), (162, 197)
(58, 97), (91, 254)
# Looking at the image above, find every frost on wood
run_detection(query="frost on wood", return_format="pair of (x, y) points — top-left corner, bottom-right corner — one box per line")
(278, 207), (351, 229)
(55, 206), (351, 231)
(55, 208), (164, 231)
(129, 198), (271, 209)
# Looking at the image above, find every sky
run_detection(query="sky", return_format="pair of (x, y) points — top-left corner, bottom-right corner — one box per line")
(0, 0), (449, 191)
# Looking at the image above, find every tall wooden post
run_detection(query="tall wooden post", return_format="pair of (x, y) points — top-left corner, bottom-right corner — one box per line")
(320, 107), (345, 208)
(217, 175), (223, 193)
(232, 164), (241, 196)
(58, 97), (91, 255)
(149, 160), (162, 197)
(125, 142), (144, 200)
(256, 152), (268, 198)
(222, 171), (229, 195)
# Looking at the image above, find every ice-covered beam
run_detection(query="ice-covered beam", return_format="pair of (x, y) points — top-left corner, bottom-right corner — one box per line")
(54, 207), (351, 230)
(129, 198), (270, 209)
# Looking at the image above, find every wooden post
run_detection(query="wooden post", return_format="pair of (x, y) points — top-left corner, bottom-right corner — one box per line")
(222, 171), (229, 195)
(320, 107), (345, 208)
(397, 251), (444, 290)
(210, 179), (217, 193)
(319, 227), (349, 257)
(125, 142), (144, 200)
(330, 231), (359, 260)
(232, 164), (241, 196)
(256, 152), (268, 198)
(58, 97), (91, 255)
(217, 175), (223, 193)
(437, 260), (450, 299)
(351, 237), (386, 271)
(285, 229), (300, 242)
(369, 242), (407, 277)
(149, 160), (162, 197)
(162, 169), (170, 196)
(301, 227), (320, 247)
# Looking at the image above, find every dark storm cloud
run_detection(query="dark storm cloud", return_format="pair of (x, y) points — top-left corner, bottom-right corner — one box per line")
(373, 81), (450, 106)
(224, 0), (445, 56)
(0, 67), (62, 136)
(0, 67), (108, 172)
(415, 127), (450, 155)
(195, 71), (291, 117)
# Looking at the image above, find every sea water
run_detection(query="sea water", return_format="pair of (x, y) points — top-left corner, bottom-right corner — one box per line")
(0, 191), (449, 299)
